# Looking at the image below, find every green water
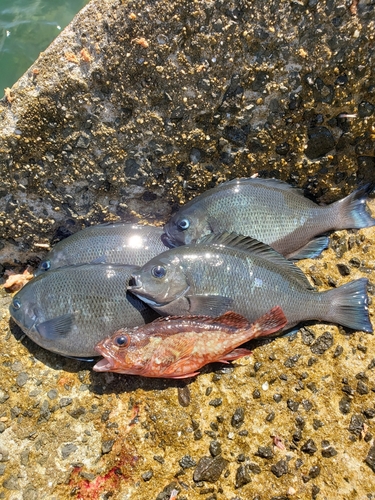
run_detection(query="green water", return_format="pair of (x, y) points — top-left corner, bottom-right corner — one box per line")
(0, 0), (89, 94)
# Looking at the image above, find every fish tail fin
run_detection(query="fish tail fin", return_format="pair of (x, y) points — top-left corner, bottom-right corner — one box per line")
(251, 306), (288, 339)
(326, 278), (373, 332)
(333, 184), (375, 229)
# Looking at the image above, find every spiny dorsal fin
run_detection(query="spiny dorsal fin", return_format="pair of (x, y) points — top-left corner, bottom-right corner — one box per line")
(196, 232), (314, 290)
(221, 177), (304, 195)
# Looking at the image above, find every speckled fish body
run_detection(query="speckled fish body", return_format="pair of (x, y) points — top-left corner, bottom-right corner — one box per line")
(93, 306), (287, 378)
(128, 232), (372, 333)
(10, 264), (159, 358)
(35, 223), (168, 276)
(164, 178), (375, 259)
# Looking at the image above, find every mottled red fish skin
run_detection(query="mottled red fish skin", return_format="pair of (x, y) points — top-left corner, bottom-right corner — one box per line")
(94, 306), (287, 379)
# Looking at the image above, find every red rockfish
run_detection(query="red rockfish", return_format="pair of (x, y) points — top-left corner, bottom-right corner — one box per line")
(93, 306), (287, 379)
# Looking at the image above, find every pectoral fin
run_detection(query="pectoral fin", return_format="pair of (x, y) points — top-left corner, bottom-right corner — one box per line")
(37, 313), (74, 339)
(150, 336), (196, 370)
(286, 236), (329, 260)
(187, 295), (233, 316)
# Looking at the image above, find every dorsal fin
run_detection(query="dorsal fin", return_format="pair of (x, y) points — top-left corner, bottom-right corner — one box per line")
(222, 177), (304, 195)
(196, 232), (314, 290)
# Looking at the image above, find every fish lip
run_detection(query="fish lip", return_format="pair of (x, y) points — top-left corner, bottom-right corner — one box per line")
(161, 232), (176, 248)
(93, 357), (114, 372)
(93, 346), (116, 372)
(128, 274), (142, 291)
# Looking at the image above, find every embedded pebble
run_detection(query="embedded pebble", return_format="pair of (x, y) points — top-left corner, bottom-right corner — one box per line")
(231, 408), (245, 428)
(179, 455), (196, 469)
(348, 414), (365, 436)
(310, 332), (334, 355)
(365, 444), (375, 473)
(235, 464), (251, 488)
(255, 446), (274, 459)
(271, 459), (288, 477)
(193, 456), (228, 483)
(301, 439), (317, 455)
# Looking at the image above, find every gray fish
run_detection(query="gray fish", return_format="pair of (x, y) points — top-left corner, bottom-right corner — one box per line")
(164, 178), (375, 259)
(35, 223), (168, 276)
(10, 264), (159, 358)
(128, 232), (372, 333)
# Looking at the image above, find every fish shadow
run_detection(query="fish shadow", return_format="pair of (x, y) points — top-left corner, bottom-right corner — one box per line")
(9, 318), (98, 373)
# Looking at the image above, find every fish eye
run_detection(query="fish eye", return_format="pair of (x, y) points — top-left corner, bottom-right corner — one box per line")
(12, 298), (21, 310)
(114, 334), (130, 347)
(177, 218), (190, 231)
(151, 265), (166, 279)
(40, 260), (51, 271)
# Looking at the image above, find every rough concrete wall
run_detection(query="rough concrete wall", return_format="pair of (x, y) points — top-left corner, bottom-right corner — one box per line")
(1, 1), (375, 499)
(1, 0), (374, 266)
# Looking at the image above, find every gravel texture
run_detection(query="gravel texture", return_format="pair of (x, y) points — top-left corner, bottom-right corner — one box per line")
(1, 0), (375, 498)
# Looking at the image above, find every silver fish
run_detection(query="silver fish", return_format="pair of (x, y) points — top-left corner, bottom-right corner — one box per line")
(164, 178), (375, 259)
(10, 264), (159, 358)
(35, 223), (169, 276)
(128, 232), (372, 333)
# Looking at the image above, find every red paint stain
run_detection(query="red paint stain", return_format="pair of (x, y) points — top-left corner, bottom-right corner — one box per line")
(69, 454), (138, 500)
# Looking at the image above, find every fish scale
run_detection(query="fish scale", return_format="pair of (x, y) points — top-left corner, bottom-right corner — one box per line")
(9, 264), (159, 358)
(35, 223), (168, 276)
(164, 178), (375, 259)
(129, 232), (372, 333)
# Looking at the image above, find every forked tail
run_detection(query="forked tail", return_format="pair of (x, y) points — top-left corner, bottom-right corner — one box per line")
(334, 184), (375, 229)
(326, 278), (372, 332)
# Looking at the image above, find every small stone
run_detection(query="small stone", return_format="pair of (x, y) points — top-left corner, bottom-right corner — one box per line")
(284, 354), (300, 367)
(271, 459), (288, 477)
(363, 409), (375, 419)
(312, 419), (324, 430)
(339, 396), (351, 414)
(368, 358), (375, 370)
(357, 380), (369, 395)
(302, 399), (313, 411)
(333, 345), (343, 358)
(59, 397), (72, 407)
(102, 439), (115, 454)
(310, 332), (334, 354)
(342, 384), (355, 396)
(273, 394), (282, 403)
(235, 464), (251, 488)
(321, 445), (337, 458)
(209, 441), (222, 457)
(252, 389), (261, 399)
(154, 455), (164, 464)
(193, 456), (228, 483)
(255, 446), (273, 459)
(301, 439), (317, 455)
(348, 414), (365, 436)
(312, 485), (320, 499)
(179, 455), (196, 469)
(287, 399), (300, 412)
(16, 372), (29, 387)
(231, 408), (245, 428)
(61, 443), (77, 459)
(301, 328), (316, 345)
(47, 389), (58, 400)
(305, 127), (335, 159)
(209, 398), (222, 407)
(337, 263), (351, 276)
(248, 462), (261, 474)
(309, 465), (320, 478)
(3, 475), (20, 490)
(142, 470), (153, 481)
(266, 412), (275, 422)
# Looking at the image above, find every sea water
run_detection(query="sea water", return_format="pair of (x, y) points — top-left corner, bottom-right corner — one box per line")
(0, 0), (89, 94)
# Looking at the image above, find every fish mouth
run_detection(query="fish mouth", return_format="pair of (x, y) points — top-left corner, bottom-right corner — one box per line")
(127, 274), (141, 291)
(161, 231), (176, 249)
(92, 357), (114, 372)
(93, 345), (116, 372)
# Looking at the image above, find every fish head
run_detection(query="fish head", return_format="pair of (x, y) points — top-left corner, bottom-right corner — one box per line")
(9, 281), (43, 337)
(164, 206), (211, 246)
(93, 328), (157, 375)
(128, 254), (190, 311)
